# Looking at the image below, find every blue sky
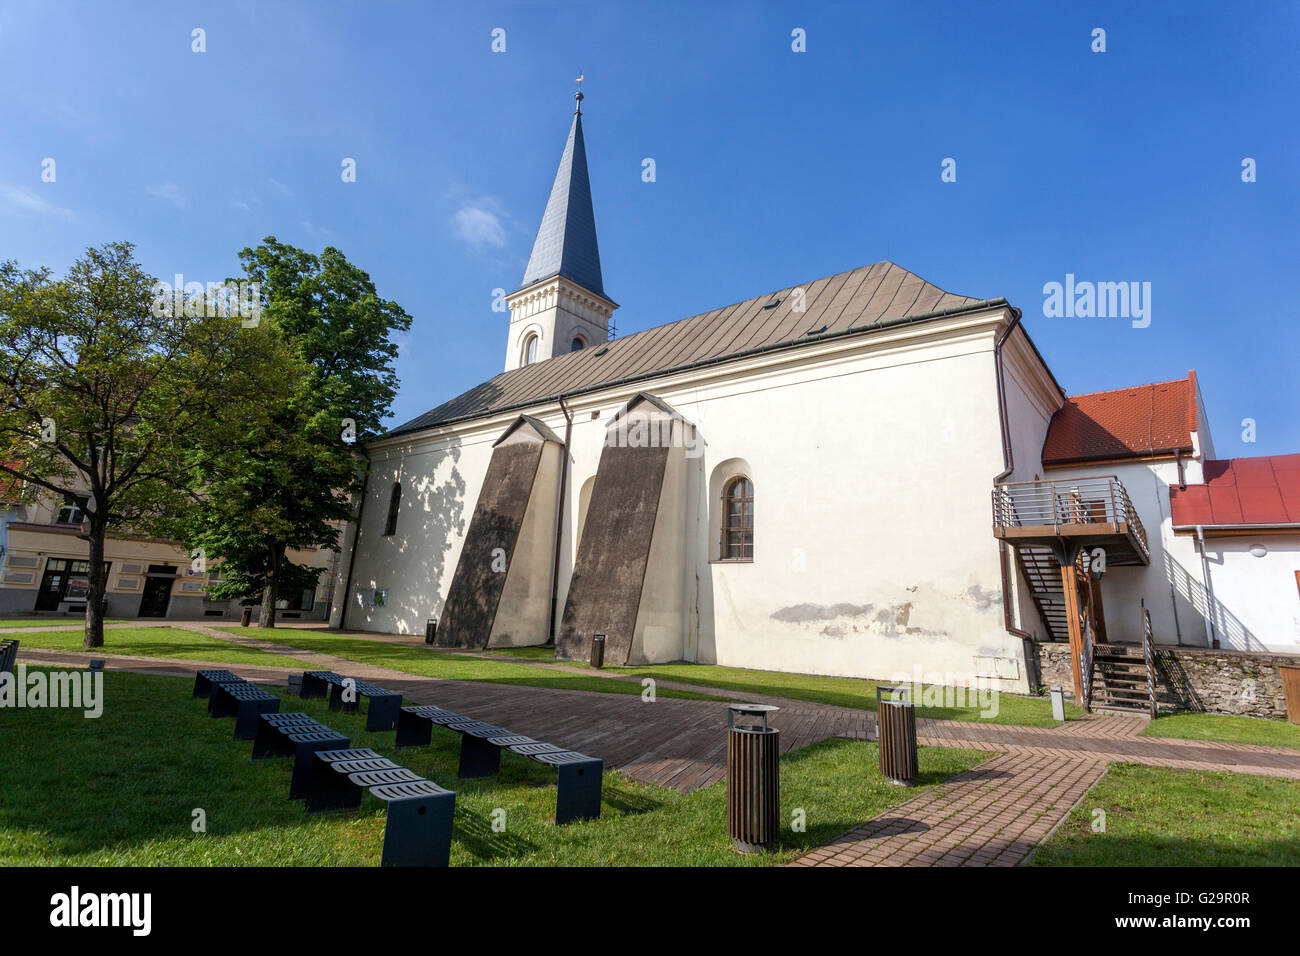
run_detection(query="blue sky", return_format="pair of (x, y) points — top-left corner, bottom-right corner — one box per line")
(2, 1), (1297, 455)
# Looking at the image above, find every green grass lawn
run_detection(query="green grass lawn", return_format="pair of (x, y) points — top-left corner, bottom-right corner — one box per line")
(1142, 712), (1300, 750)
(215, 628), (721, 701)
(605, 662), (1078, 727)
(10, 627), (316, 669)
(324, 639), (1075, 727)
(0, 668), (987, 866)
(1031, 762), (1300, 866)
(0, 617), (128, 630)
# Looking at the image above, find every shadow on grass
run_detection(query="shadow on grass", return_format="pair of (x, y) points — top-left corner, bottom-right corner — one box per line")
(600, 775), (666, 817)
(452, 804), (539, 860)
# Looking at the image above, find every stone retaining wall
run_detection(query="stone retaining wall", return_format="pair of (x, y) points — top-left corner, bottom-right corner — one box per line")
(1030, 641), (1300, 719)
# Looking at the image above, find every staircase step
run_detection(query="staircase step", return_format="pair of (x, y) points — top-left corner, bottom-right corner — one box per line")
(1094, 687), (1152, 701)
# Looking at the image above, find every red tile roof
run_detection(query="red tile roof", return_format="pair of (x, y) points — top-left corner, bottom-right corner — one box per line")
(1170, 454), (1300, 529)
(1042, 372), (1198, 466)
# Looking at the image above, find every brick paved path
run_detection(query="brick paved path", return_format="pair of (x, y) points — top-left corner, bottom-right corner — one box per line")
(789, 751), (1107, 867)
(16, 625), (1300, 866)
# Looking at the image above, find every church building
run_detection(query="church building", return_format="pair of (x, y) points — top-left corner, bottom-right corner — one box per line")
(334, 92), (1300, 712)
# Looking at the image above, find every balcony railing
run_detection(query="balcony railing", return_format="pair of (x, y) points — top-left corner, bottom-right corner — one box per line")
(992, 475), (1149, 563)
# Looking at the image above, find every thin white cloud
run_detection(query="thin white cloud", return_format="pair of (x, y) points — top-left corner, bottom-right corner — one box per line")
(267, 177), (294, 198)
(453, 201), (508, 249)
(301, 220), (337, 243)
(0, 184), (74, 220)
(148, 182), (189, 210)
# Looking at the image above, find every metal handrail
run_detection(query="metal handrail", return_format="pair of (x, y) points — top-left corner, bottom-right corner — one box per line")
(991, 476), (1149, 559)
(1141, 602), (1157, 719)
(1080, 613), (1094, 713)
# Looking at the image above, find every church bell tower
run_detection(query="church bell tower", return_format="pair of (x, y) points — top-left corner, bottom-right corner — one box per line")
(504, 83), (617, 372)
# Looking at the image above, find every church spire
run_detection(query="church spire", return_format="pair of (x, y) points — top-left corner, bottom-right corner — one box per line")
(519, 84), (605, 299)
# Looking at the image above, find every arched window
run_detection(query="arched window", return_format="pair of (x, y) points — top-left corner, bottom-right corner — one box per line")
(522, 334), (539, 365)
(384, 482), (401, 536)
(570, 336), (585, 352)
(721, 476), (753, 560)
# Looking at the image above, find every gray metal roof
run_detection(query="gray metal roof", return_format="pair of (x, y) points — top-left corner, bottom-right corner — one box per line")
(388, 260), (988, 438)
(518, 111), (605, 299)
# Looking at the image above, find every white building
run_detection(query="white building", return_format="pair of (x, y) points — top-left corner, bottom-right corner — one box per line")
(336, 94), (1300, 713)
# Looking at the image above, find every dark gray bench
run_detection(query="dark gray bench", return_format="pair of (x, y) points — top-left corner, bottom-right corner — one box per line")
(306, 747), (456, 867)
(0, 639), (18, 676)
(299, 670), (346, 699)
(193, 669), (242, 699)
(327, 678), (402, 732)
(208, 680), (281, 738)
(252, 712), (333, 759)
(287, 729), (354, 799)
(395, 704), (603, 824)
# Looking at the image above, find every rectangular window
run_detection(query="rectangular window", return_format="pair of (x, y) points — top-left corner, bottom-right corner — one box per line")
(56, 496), (89, 525)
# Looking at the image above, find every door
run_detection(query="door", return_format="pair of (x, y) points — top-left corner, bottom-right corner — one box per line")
(138, 568), (175, 618)
(35, 559), (70, 611)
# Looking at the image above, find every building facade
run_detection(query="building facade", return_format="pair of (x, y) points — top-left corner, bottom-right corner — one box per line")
(0, 480), (338, 622)
(334, 96), (1300, 707)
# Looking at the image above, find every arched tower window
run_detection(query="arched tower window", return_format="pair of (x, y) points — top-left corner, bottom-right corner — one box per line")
(384, 482), (402, 536)
(721, 476), (753, 560)
(570, 336), (586, 352)
(522, 333), (539, 365)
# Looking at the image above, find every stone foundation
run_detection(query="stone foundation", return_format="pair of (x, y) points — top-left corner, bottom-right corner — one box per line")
(1030, 641), (1300, 720)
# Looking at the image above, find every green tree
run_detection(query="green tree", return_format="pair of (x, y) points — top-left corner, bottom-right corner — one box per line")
(178, 238), (410, 627)
(0, 242), (268, 648)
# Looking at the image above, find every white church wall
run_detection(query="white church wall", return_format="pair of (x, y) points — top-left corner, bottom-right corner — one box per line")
(350, 307), (1042, 690)
(680, 332), (1024, 690)
(341, 427), (490, 634)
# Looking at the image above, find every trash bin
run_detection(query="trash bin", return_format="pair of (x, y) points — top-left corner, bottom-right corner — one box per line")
(240, 607), (252, 627)
(726, 703), (781, 852)
(1281, 666), (1300, 725)
(590, 633), (606, 669)
(876, 685), (918, 785)
(425, 618), (437, 645)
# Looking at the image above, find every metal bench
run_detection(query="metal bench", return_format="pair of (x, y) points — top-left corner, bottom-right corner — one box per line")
(369, 779), (457, 867)
(293, 746), (378, 803)
(444, 720), (517, 778)
(287, 730), (353, 798)
(513, 744), (604, 825)
(396, 705), (464, 749)
(208, 681), (281, 738)
(299, 670), (346, 699)
(394, 705), (603, 824)
(306, 747), (456, 866)
(0, 639), (18, 676)
(193, 669), (243, 699)
(251, 712), (332, 759)
(327, 678), (403, 732)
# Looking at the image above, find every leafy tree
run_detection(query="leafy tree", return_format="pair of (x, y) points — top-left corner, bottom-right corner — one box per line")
(177, 238), (410, 627)
(0, 242), (269, 648)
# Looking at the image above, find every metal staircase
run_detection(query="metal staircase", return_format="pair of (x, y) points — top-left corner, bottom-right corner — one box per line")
(1015, 545), (1070, 642)
(1088, 604), (1159, 716)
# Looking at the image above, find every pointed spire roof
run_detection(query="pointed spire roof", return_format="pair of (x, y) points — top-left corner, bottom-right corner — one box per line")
(519, 92), (606, 299)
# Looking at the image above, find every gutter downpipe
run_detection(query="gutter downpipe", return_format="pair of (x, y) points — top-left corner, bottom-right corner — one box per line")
(993, 307), (1035, 643)
(547, 396), (574, 646)
(1195, 525), (1220, 648)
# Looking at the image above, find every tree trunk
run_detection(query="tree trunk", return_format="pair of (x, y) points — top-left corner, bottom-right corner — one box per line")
(257, 548), (279, 628)
(83, 522), (106, 650)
